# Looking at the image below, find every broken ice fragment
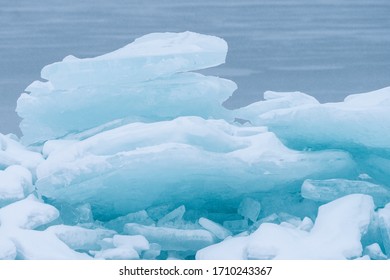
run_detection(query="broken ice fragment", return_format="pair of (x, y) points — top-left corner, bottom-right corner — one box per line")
(237, 198), (261, 222)
(198, 217), (232, 240)
(301, 179), (390, 207)
(46, 225), (115, 251)
(124, 223), (216, 251)
(157, 205), (185, 226)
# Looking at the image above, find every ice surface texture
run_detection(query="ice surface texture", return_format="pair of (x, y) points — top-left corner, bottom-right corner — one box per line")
(16, 32), (234, 145)
(1, 31), (390, 259)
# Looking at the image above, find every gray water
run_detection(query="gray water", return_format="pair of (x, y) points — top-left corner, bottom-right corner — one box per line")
(1, 0), (389, 134)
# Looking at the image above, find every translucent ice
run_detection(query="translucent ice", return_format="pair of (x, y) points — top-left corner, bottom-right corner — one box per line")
(16, 32), (235, 145)
(197, 194), (374, 259)
(240, 87), (390, 151)
(46, 225), (115, 251)
(198, 217), (232, 240)
(301, 179), (390, 207)
(35, 117), (355, 220)
(124, 223), (216, 251)
(237, 197), (261, 222)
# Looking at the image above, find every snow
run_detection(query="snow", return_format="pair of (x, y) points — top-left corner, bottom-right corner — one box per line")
(197, 194), (374, 260)
(0, 195), (59, 230)
(0, 165), (33, 207)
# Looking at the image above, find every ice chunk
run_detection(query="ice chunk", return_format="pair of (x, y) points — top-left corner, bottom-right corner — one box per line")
(35, 117), (355, 220)
(104, 210), (154, 233)
(247, 87), (390, 151)
(157, 205), (185, 226)
(237, 197), (261, 222)
(0, 165), (33, 207)
(0, 195), (59, 229)
(0, 133), (43, 171)
(378, 203), (390, 257)
(301, 179), (390, 207)
(0, 237), (16, 260)
(46, 225), (115, 251)
(17, 32), (235, 145)
(41, 31), (228, 88)
(124, 223), (216, 251)
(363, 243), (387, 260)
(198, 217), (232, 240)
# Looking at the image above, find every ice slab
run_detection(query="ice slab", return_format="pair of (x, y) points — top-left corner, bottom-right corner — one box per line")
(0, 195), (59, 230)
(16, 32), (235, 145)
(41, 31), (228, 89)
(104, 210), (155, 233)
(301, 179), (390, 207)
(198, 217), (232, 240)
(35, 117), (355, 220)
(124, 223), (216, 251)
(46, 225), (115, 251)
(157, 205), (185, 226)
(0, 165), (33, 207)
(237, 197), (261, 222)
(240, 87), (390, 151)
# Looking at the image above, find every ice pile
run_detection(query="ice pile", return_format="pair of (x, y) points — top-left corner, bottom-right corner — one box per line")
(1, 31), (390, 259)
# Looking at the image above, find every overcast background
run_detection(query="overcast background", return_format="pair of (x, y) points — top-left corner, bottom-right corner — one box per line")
(1, 0), (389, 135)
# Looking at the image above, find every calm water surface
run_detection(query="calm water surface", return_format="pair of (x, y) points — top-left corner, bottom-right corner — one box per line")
(1, 0), (389, 134)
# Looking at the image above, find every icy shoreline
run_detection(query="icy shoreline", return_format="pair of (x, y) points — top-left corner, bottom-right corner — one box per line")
(1, 31), (389, 260)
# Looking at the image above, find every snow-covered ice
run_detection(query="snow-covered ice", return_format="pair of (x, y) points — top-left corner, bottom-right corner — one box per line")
(1, 31), (390, 259)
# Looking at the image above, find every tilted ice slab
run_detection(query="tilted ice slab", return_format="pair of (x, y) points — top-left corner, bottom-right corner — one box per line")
(16, 32), (235, 145)
(197, 194), (374, 260)
(41, 31), (228, 89)
(236, 87), (390, 151)
(35, 117), (356, 220)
